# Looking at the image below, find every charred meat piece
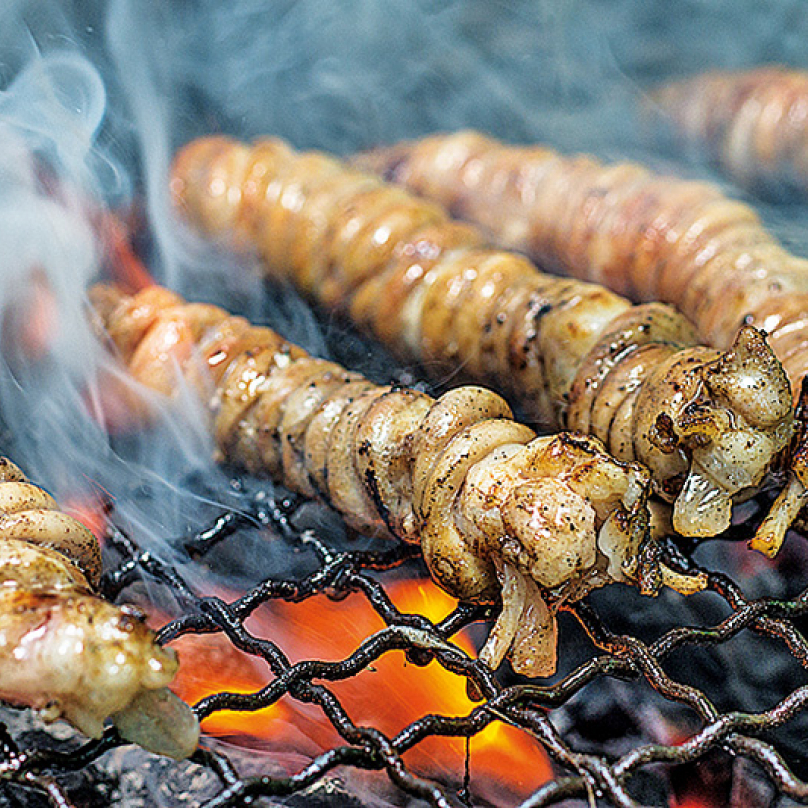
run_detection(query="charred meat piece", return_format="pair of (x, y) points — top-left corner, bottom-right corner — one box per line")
(91, 282), (706, 678)
(0, 457), (198, 759)
(167, 136), (794, 541)
(355, 130), (808, 556)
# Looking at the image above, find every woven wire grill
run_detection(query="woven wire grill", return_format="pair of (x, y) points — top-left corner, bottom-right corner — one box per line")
(0, 478), (807, 808)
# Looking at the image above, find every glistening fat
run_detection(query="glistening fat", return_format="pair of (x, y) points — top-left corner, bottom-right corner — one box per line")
(0, 457), (199, 759)
(354, 129), (808, 555)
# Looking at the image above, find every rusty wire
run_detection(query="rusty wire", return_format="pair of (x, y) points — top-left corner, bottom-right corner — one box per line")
(1, 488), (808, 808)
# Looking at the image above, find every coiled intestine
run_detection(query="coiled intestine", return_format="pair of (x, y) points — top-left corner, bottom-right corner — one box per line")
(90, 282), (706, 678)
(0, 456), (199, 759)
(167, 136), (794, 541)
(646, 66), (808, 198)
(354, 129), (808, 555)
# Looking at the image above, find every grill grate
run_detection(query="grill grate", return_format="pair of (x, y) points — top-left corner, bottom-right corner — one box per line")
(2, 486), (808, 808)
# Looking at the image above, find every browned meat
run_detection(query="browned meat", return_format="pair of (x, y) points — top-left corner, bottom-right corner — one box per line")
(355, 131), (808, 555)
(0, 457), (198, 759)
(647, 66), (808, 198)
(166, 136), (794, 542)
(91, 282), (706, 678)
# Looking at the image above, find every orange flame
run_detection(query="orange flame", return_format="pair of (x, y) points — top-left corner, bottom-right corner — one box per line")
(98, 214), (552, 796)
(80, 209), (162, 434)
(62, 494), (107, 543)
(5, 268), (59, 362)
(2, 203), (152, 366)
(95, 209), (155, 293)
(670, 781), (729, 808)
(168, 577), (553, 800)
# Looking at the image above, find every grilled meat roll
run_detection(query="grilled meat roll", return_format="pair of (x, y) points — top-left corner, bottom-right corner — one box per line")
(0, 457), (199, 759)
(90, 282), (705, 678)
(646, 66), (808, 198)
(167, 136), (794, 541)
(355, 130), (808, 555)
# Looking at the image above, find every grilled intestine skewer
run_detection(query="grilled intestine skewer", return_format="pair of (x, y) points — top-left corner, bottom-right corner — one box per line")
(355, 130), (808, 556)
(168, 136), (794, 541)
(0, 456), (199, 759)
(645, 66), (808, 199)
(90, 282), (706, 678)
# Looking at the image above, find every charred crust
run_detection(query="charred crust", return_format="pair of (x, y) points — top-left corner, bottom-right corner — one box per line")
(660, 472), (687, 499)
(678, 397), (724, 443)
(557, 431), (599, 456)
(362, 466), (394, 535)
(636, 528), (663, 596)
(649, 412), (679, 453)
(0, 458), (25, 482)
(528, 301), (553, 321)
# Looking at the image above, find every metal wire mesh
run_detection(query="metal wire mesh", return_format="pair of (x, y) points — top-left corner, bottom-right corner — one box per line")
(1, 481), (807, 808)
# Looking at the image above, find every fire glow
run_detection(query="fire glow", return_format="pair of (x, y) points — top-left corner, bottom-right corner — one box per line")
(7, 168), (554, 798)
(168, 576), (553, 800)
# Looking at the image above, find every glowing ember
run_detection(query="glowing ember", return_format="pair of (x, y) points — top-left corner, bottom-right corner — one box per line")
(62, 496), (107, 544)
(169, 577), (553, 799)
(79, 204), (550, 796)
(673, 799), (715, 808)
(671, 787), (726, 808)
(97, 209), (154, 294)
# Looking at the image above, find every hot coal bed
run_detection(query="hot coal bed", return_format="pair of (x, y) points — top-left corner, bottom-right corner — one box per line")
(3, 1), (808, 806)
